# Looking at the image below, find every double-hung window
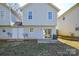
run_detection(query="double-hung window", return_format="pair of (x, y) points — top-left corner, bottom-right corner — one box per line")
(28, 11), (32, 19)
(0, 10), (4, 19)
(48, 12), (52, 20)
(30, 28), (34, 32)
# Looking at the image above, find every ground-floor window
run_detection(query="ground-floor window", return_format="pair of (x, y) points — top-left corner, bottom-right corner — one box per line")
(2, 29), (6, 32)
(43, 29), (51, 38)
(30, 28), (34, 32)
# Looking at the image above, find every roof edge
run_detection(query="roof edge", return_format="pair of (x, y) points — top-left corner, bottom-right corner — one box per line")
(58, 3), (79, 19)
(21, 3), (60, 12)
(48, 3), (60, 12)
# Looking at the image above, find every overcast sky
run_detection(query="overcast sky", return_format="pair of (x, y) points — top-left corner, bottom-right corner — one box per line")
(19, 3), (76, 16)
(0, 0), (78, 16)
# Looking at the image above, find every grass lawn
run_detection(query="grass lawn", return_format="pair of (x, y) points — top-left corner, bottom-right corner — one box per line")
(0, 40), (49, 56)
(0, 40), (79, 56)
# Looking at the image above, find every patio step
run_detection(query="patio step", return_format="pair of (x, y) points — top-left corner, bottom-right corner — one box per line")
(37, 39), (58, 43)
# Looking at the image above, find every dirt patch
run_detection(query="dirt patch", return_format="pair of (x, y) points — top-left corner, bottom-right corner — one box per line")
(0, 40), (79, 56)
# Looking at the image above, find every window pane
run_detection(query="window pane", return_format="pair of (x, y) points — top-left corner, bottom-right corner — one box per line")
(43, 29), (51, 38)
(30, 28), (33, 32)
(0, 11), (4, 18)
(28, 11), (32, 19)
(75, 27), (79, 31)
(28, 16), (32, 19)
(29, 11), (32, 15)
(63, 17), (65, 20)
(48, 12), (52, 19)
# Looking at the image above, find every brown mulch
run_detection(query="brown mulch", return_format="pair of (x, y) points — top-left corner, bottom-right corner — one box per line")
(58, 35), (79, 41)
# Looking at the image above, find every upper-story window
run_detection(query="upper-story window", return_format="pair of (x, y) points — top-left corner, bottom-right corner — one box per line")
(48, 12), (52, 20)
(28, 11), (32, 19)
(62, 17), (65, 20)
(0, 10), (4, 19)
(75, 27), (79, 31)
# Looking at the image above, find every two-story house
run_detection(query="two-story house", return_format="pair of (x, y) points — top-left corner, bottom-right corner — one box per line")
(0, 3), (59, 43)
(21, 3), (59, 43)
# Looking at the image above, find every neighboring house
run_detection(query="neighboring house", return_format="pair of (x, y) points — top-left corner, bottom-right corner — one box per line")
(21, 3), (59, 43)
(57, 3), (79, 37)
(0, 3), (21, 39)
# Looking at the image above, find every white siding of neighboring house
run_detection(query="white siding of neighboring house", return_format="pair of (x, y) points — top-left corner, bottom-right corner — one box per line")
(0, 4), (20, 39)
(0, 4), (19, 25)
(57, 7), (79, 37)
(0, 27), (12, 39)
(0, 5), (10, 25)
(22, 3), (57, 25)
